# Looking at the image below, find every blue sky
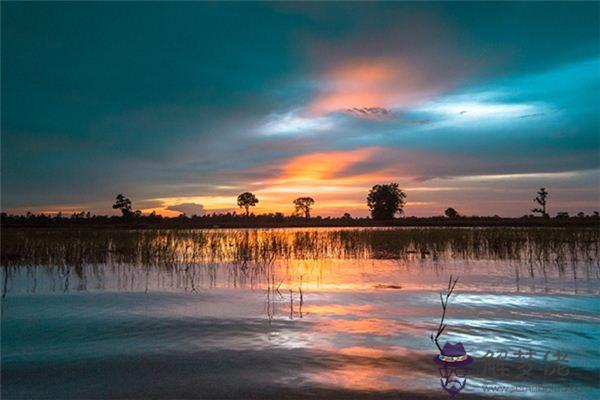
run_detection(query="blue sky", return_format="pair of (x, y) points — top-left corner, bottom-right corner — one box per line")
(2, 2), (599, 217)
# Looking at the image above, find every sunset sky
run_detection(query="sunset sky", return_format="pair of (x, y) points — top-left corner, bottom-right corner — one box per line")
(2, 2), (599, 217)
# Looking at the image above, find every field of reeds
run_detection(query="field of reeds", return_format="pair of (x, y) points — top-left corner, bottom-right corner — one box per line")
(2, 227), (598, 268)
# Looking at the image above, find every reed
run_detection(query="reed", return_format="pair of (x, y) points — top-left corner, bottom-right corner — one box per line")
(2, 227), (598, 271)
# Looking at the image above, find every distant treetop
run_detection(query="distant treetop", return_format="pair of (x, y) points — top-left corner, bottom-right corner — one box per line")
(367, 183), (407, 220)
(237, 192), (259, 216)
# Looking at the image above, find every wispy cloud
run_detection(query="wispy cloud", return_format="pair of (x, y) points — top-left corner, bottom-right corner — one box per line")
(259, 111), (335, 136)
(415, 95), (552, 127)
(452, 171), (585, 182)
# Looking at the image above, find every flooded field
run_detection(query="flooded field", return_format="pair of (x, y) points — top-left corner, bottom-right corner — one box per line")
(1, 227), (599, 399)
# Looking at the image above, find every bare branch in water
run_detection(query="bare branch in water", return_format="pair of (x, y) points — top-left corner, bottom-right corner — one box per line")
(432, 275), (459, 352)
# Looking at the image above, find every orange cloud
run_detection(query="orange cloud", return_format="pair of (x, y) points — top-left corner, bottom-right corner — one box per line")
(243, 146), (450, 216)
(308, 58), (430, 116)
(278, 147), (378, 182)
(139, 147), (467, 217)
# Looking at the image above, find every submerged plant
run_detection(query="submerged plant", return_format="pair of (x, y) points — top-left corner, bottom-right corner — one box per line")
(431, 275), (459, 352)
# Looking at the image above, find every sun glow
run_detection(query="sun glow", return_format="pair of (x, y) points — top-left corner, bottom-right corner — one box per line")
(142, 146), (452, 217)
(276, 147), (378, 182)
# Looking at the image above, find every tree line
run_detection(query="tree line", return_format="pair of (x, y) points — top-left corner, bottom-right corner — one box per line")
(2, 184), (598, 228)
(196, 184), (589, 221)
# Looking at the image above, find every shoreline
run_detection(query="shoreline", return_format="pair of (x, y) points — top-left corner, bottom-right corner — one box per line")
(1, 217), (598, 230)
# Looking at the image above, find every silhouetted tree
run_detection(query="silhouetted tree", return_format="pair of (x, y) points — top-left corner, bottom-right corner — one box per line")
(237, 192), (258, 216)
(113, 194), (133, 217)
(342, 212), (352, 220)
(532, 187), (549, 218)
(293, 197), (315, 219)
(444, 207), (459, 219)
(367, 183), (406, 220)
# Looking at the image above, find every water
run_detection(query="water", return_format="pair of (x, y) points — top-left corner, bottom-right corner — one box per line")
(1, 227), (599, 399)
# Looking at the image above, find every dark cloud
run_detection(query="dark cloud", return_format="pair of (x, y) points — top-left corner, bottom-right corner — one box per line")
(519, 113), (546, 119)
(345, 107), (392, 120)
(134, 199), (165, 209)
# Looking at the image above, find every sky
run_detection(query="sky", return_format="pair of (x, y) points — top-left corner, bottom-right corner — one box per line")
(2, 2), (599, 217)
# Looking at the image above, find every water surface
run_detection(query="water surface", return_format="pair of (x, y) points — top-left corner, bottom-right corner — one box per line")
(2, 227), (599, 399)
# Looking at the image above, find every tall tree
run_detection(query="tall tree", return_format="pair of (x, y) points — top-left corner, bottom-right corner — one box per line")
(237, 192), (259, 216)
(293, 197), (315, 219)
(531, 187), (549, 218)
(444, 207), (459, 219)
(367, 183), (407, 220)
(112, 194), (133, 217)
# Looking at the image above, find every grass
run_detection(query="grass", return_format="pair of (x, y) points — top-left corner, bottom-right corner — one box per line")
(1, 226), (598, 299)
(2, 227), (598, 269)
